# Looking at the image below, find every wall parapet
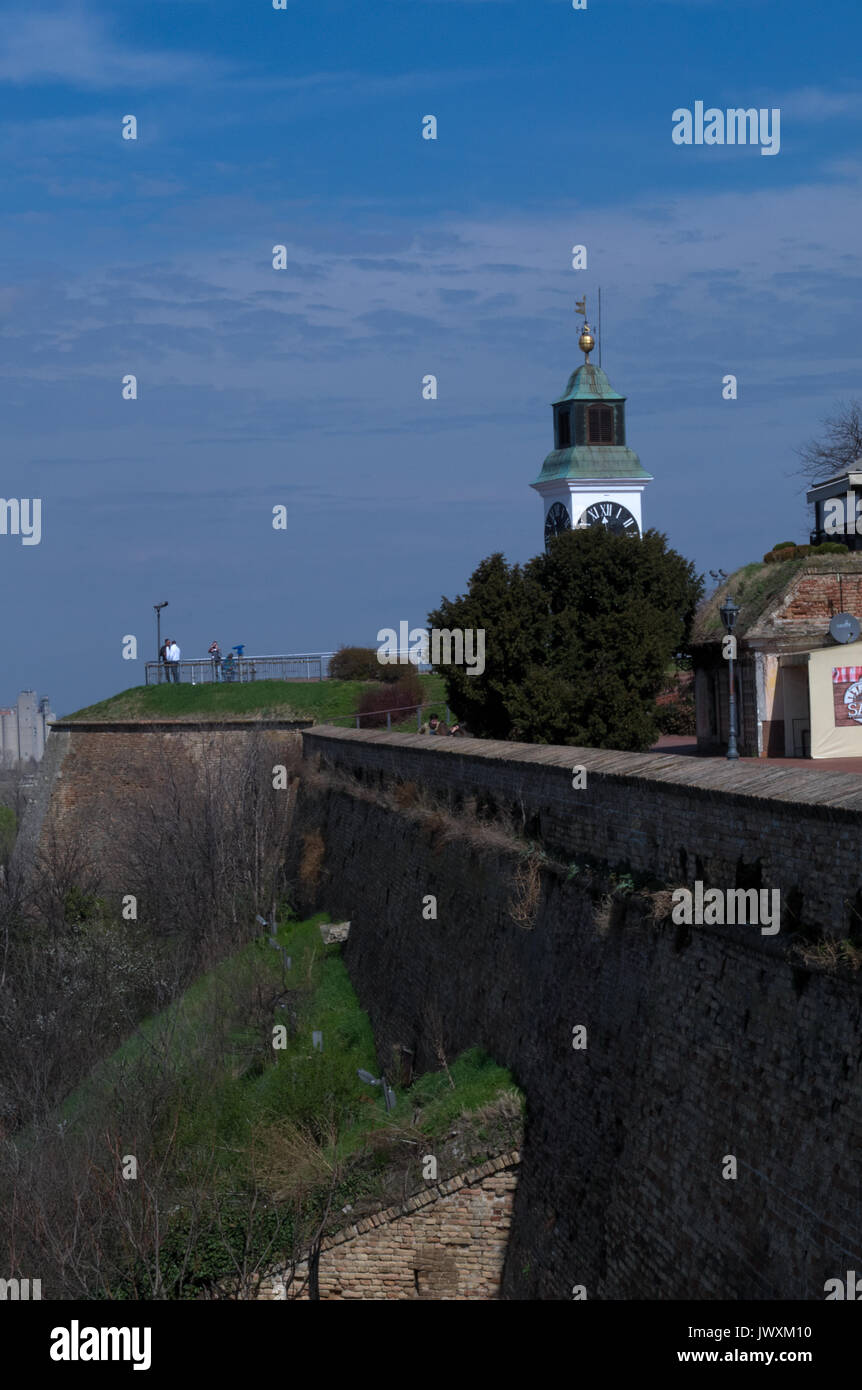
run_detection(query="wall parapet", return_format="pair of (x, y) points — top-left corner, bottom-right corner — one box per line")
(51, 718), (314, 733)
(301, 726), (862, 936)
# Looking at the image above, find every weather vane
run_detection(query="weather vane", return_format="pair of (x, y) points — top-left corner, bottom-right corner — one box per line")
(576, 296), (595, 363)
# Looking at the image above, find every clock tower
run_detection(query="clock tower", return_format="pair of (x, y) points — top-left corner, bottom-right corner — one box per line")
(532, 307), (653, 549)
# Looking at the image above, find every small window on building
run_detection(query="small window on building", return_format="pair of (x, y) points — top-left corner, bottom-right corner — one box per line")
(588, 405), (613, 444)
(558, 410), (571, 449)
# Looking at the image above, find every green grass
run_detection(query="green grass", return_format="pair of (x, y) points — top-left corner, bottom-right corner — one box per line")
(62, 674), (448, 724)
(695, 558), (808, 640)
(57, 912), (521, 1297)
(65, 913), (515, 1156)
(695, 552), (862, 642)
(62, 911), (517, 1184)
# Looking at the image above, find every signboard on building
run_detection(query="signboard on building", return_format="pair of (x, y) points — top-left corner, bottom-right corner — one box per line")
(832, 666), (862, 727)
(808, 641), (862, 756)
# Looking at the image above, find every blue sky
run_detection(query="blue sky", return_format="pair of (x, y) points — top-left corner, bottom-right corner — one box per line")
(3, 0), (862, 712)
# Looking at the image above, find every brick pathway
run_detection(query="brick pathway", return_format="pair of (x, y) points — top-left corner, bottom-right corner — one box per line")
(652, 734), (862, 775)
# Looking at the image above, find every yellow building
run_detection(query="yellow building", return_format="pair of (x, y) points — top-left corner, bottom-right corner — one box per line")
(692, 555), (862, 758)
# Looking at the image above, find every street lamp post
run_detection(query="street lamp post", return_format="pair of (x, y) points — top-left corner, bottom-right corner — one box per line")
(719, 595), (740, 761)
(154, 602), (168, 684)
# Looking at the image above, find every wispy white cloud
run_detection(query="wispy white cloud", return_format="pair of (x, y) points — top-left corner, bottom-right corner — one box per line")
(776, 86), (862, 121)
(0, 5), (232, 89)
(215, 63), (508, 103)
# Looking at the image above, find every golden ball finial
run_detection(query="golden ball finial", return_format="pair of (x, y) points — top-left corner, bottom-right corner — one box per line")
(578, 320), (595, 363)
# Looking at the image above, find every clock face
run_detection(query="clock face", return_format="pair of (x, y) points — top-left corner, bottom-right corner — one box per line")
(577, 502), (639, 536)
(544, 501), (572, 547)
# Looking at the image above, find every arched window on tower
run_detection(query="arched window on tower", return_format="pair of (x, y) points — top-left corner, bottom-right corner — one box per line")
(587, 405), (614, 444)
(557, 409), (571, 449)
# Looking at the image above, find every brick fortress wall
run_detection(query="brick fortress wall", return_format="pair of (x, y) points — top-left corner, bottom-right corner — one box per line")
(286, 727), (862, 1300)
(13, 721), (309, 891)
(258, 1155), (519, 1301)
(301, 726), (862, 936)
(16, 722), (862, 1299)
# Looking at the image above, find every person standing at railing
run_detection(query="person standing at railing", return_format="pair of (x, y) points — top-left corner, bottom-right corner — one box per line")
(208, 640), (222, 682)
(165, 638), (182, 683)
(159, 640), (169, 683)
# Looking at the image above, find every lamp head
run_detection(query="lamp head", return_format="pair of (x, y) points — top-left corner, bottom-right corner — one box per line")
(719, 595), (740, 633)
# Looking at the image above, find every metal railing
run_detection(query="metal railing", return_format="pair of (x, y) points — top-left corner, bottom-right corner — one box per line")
(145, 653), (336, 685)
(327, 701), (453, 732)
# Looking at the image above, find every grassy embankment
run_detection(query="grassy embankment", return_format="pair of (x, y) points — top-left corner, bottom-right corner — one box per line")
(62, 675), (449, 730)
(57, 913), (521, 1298)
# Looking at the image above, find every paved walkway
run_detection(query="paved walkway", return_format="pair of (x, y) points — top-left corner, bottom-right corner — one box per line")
(651, 734), (862, 775)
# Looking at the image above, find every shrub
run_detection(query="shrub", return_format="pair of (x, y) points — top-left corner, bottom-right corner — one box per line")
(655, 670), (695, 735)
(327, 646), (381, 681)
(376, 663), (413, 684)
(356, 675), (423, 729)
(64, 885), (105, 924)
(764, 544), (803, 562)
(328, 645), (411, 683)
(655, 698), (695, 735)
(764, 541), (849, 562)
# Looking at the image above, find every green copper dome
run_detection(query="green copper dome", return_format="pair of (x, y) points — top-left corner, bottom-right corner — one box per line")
(534, 360), (653, 484)
(554, 363), (624, 404)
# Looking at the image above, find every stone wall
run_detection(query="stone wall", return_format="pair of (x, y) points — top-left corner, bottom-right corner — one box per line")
(288, 728), (862, 1300)
(260, 1154), (519, 1301)
(17, 720), (862, 1299)
(301, 725), (862, 936)
(13, 720), (309, 891)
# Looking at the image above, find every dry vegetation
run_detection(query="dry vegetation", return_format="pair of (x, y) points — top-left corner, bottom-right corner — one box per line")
(508, 853), (544, 929)
(298, 829), (326, 895)
(0, 733), (306, 1296)
(792, 937), (862, 974)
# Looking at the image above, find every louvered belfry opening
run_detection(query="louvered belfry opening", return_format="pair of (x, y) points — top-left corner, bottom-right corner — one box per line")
(588, 404), (614, 444)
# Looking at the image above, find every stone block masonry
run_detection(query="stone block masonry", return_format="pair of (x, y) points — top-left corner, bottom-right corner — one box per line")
(13, 720), (311, 892)
(287, 728), (862, 1299)
(257, 1154), (519, 1300)
(15, 719), (862, 1299)
(302, 726), (862, 937)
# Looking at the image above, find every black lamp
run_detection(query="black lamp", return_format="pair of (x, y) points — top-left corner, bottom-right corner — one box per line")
(719, 596), (740, 760)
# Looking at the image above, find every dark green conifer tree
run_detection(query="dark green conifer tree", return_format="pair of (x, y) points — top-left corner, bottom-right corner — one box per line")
(428, 528), (703, 750)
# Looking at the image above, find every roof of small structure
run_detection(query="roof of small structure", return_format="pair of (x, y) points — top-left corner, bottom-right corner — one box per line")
(693, 553), (862, 645)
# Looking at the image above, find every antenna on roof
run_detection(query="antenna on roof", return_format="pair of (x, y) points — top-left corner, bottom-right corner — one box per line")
(598, 286), (602, 367)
